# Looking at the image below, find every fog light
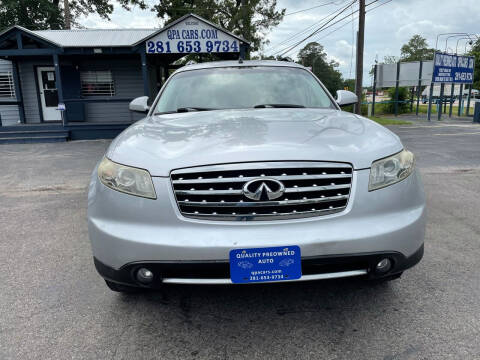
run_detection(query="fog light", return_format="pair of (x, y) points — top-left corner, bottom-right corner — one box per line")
(136, 268), (154, 284)
(375, 258), (392, 273)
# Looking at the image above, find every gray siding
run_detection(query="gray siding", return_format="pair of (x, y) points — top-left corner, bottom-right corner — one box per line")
(85, 102), (144, 123)
(3, 57), (146, 125)
(0, 59), (20, 126)
(18, 59), (52, 124)
(0, 105), (20, 126)
(80, 58), (145, 123)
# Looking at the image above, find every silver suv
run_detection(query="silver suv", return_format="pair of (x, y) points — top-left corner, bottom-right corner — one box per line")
(87, 60), (425, 292)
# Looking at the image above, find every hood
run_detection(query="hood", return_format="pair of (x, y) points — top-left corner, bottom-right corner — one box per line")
(107, 108), (402, 176)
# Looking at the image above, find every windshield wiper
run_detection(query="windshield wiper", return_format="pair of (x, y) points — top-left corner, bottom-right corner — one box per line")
(176, 107), (216, 113)
(154, 107), (217, 115)
(253, 104), (305, 109)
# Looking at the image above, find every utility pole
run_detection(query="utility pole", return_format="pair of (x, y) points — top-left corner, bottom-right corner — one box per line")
(64, 0), (71, 29)
(354, 0), (365, 114)
(241, 0), (249, 59)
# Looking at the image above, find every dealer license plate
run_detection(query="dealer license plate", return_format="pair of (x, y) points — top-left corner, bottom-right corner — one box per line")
(229, 246), (302, 284)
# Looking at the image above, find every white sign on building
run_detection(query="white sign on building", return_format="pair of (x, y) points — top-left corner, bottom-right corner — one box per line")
(146, 15), (244, 54)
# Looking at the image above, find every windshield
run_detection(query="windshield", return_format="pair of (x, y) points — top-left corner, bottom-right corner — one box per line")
(154, 66), (335, 114)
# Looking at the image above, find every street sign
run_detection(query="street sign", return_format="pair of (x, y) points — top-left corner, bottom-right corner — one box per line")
(432, 52), (475, 83)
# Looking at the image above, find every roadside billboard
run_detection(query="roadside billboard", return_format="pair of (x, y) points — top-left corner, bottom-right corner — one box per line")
(432, 52), (475, 83)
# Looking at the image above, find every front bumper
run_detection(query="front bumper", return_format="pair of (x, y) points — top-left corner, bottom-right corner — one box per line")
(94, 244), (424, 287)
(88, 167), (426, 283)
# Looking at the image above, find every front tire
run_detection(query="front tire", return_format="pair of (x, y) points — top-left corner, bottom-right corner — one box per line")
(105, 280), (144, 293)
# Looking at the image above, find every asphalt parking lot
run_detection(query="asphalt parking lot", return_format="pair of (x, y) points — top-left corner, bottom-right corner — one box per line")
(1, 120), (480, 359)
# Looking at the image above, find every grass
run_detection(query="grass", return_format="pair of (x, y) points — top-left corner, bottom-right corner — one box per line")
(368, 116), (412, 126)
(416, 104), (470, 115)
(345, 100), (473, 119)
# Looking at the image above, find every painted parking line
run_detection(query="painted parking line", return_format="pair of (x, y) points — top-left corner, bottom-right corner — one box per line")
(433, 131), (480, 136)
(399, 124), (480, 129)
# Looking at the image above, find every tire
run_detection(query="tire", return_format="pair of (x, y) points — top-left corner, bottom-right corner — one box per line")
(105, 280), (144, 293)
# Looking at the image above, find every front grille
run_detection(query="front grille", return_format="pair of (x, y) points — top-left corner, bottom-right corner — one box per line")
(170, 162), (353, 221)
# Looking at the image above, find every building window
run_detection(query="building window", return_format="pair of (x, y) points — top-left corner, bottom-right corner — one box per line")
(0, 72), (15, 98)
(80, 70), (115, 96)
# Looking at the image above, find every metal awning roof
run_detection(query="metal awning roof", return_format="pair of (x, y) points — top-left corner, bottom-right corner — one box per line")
(0, 13), (249, 52)
(32, 28), (157, 48)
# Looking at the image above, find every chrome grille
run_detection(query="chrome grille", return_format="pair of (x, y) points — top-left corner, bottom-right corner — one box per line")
(171, 162), (353, 221)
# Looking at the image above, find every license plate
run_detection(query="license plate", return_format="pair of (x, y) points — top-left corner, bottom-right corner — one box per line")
(229, 246), (302, 284)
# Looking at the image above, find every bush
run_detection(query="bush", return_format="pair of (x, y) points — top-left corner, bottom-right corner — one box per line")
(342, 94), (368, 116)
(383, 87), (410, 114)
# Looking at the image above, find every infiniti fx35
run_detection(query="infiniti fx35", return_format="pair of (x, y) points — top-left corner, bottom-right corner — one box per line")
(87, 60), (425, 292)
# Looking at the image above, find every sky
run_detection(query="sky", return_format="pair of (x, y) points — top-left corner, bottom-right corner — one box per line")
(79, 0), (480, 85)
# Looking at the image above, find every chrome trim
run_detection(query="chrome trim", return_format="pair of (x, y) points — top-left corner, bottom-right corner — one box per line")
(171, 161), (353, 174)
(182, 205), (347, 221)
(285, 184), (350, 193)
(175, 184), (350, 196)
(171, 161), (353, 221)
(178, 194), (349, 207)
(162, 269), (368, 284)
(172, 173), (352, 184)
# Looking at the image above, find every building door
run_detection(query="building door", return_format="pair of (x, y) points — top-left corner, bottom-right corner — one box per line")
(37, 67), (61, 121)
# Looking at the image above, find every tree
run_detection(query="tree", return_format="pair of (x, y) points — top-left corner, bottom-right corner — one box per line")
(369, 55), (398, 76)
(468, 38), (480, 90)
(343, 79), (355, 91)
(0, 0), (147, 31)
(152, 0), (285, 52)
(382, 55), (399, 64)
(0, 0), (62, 30)
(400, 34), (435, 62)
(297, 42), (343, 94)
(384, 86), (409, 114)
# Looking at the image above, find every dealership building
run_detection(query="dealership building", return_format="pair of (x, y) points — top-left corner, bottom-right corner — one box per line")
(0, 14), (248, 142)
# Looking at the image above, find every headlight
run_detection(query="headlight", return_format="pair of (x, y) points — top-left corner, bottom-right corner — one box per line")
(97, 157), (156, 199)
(369, 150), (415, 191)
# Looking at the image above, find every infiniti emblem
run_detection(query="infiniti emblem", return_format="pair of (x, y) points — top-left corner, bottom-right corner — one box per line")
(242, 178), (285, 201)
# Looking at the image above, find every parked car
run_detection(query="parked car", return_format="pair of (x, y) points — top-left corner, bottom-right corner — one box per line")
(87, 60), (425, 292)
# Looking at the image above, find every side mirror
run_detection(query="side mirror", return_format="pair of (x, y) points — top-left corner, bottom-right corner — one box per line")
(336, 90), (358, 107)
(129, 96), (150, 113)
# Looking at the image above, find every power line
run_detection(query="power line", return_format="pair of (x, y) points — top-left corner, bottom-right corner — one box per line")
(284, 1), (340, 17)
(275, 0), (359, 57)
(365, 0), (393, 13)
(276, 0), (386, 57)
(276, 0), (363, 57)
(314, 14), (357, 43)
(314, 0), (392, 44)
(285, 0), (392, 59)
(264, 1), (352, 54)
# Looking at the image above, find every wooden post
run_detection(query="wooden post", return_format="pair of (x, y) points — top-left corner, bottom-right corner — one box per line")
(354, 0), (365, 114)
